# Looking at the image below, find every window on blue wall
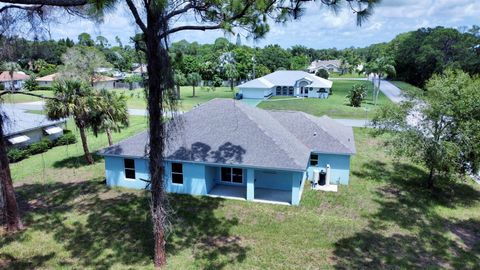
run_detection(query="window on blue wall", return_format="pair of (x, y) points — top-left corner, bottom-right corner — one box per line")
(310, 154), (318, 166)
(124, 159), (136, 179)
(221, 167), (243, 183)
(172, 163), (184, 184)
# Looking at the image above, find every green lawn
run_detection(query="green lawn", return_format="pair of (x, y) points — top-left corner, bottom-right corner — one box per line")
(329, 72), (366, 78)
(390, 80), (424, 98)
(113, 86), (235, 111)
(258, 80), (392, 119)
(0, 90), (53, 104)
(1, 87), (233, 112)
(2, 126), (479, 269)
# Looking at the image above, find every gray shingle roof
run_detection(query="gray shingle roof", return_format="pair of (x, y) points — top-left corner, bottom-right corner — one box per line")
(238, 70), (332, 89)
(99, 99), (355, 171)
(2, 106), (66, 136)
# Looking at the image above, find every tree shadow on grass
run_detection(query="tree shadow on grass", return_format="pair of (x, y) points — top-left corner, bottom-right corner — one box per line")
(335, 161), (480, 269)
(1, 180), (246, 269)
(52, 153), (103, 168)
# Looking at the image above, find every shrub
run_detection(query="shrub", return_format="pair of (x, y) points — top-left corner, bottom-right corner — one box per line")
(346, 84), (367, 107)
(34, 86), (53, 91)
(55, 133), (77, 146)
(24, 76), (39, 91)
(28, 139), (51, 155)
(315, 69), (329, 79)
(7, 148), (30, 163)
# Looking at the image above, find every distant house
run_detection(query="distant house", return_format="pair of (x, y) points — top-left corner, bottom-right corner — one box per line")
(308, 60), (342, 74)
(36, 73), (58, 87)
(2, 106), (65, 148)
(98, 99), (355, 206)
(0, 71), (30, 90)
(36, 73), (117, 89)
(237, 70), (333, 99)
(132, 64), (147, 75)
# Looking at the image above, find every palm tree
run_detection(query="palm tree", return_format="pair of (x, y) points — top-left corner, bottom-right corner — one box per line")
(91, 89), (129, 146)
(365, 57), (396, 105)
(187, 72), (202, 97)
(45, 80), (95, 164)
(224, 63), (239, 92)
(173, 71), (186, 99)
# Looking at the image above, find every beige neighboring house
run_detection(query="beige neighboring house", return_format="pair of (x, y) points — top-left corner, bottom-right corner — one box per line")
(132, 64), (147, 75)
(308, 60), (342, 73)
(36, 73), (117, 89)
(0, 71), (30, 90)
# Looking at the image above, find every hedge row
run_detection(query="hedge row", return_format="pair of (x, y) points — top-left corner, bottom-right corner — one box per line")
(34, 86), (53, 91)
(7, 132), (77, 163)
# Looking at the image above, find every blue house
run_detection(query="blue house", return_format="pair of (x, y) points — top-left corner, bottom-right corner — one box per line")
(98, 99), (356, 205)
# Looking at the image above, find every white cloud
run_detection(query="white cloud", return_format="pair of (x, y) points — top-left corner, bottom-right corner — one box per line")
(48, 0), (480, 49)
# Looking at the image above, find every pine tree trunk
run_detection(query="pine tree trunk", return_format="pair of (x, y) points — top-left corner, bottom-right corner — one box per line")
(78, 125), (94, 164)
(192, 85), (195, 97)
(0, 114), (23, 232)
(145, 12), (171, 269)
(176, 84), (180, 99)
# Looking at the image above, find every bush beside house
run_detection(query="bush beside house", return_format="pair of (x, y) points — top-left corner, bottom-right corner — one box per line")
(7, 132), (77, 163)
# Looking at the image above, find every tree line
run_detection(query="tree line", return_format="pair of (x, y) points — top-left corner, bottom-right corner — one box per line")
(2, 25), (479, 91)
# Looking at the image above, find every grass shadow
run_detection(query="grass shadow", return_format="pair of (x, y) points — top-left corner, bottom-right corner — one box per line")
(52, 153), (103, 168)
(2, 179), (247, 269)
(334, 160), (480, 269)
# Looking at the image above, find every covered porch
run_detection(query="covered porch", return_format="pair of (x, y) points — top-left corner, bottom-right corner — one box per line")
(207, 184), (292, 205)
(205, 166), (305, 206)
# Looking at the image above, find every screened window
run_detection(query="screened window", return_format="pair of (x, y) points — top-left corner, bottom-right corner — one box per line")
(221, 167), (243, 183)
(171, 163), (184, 184)
(276, 86), (281, 95)
(310, 154), (319, 166)
(288, 86), (294, 95)
(124, 159), (136, 179)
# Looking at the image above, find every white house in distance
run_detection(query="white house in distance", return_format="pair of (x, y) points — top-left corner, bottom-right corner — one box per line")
(308, 60), (342, 73)
(36, 73), (117, 90)
(237, 70), (333, 99)
(0, 71), (30, 90)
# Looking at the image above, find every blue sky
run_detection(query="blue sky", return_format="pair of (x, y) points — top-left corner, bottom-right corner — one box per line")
(50, 0), (480, 49)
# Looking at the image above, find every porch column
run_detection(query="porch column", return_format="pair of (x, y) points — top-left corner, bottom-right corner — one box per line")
(246, 168), (255, 201)
(291, 173), (301, 206)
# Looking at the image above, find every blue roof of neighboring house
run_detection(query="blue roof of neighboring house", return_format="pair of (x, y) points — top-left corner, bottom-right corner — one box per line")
(238, 70), (333, 89)
(1, 105), (66, 137)
(99, 99), (355, 171)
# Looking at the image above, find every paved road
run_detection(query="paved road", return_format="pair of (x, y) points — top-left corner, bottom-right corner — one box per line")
(334, 118), (371, 128)
(377, 80), (406, 104)
(1, 101), (183, 117)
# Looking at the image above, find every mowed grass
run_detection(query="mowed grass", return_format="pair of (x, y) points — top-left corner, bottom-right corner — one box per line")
(2, 127), (479, 269)
(112, 86), (235, 111)
(1, 87), (233, 112)
(258, 80), (392, 119)
(9, 115), (149, 184)
(390, 80), (424, 98)
(329, 72), (366, 78)
(0, 90), (53, 103)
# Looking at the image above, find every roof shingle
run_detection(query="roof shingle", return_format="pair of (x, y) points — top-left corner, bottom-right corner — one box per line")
(98, 99), (355, 170)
